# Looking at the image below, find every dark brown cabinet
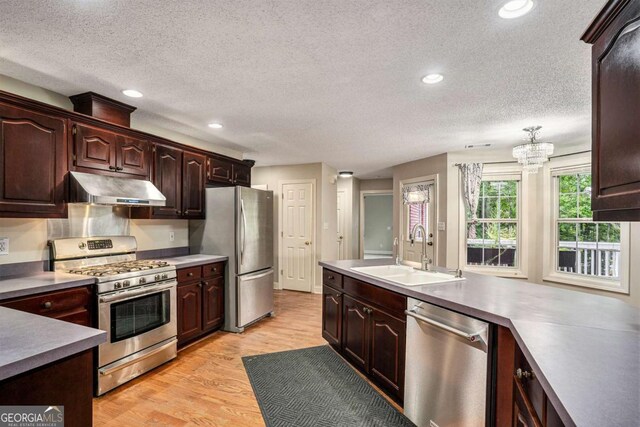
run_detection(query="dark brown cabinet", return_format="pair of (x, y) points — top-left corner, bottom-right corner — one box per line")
(176, 262), (225, 347)
(140, 144), (183, 219)
(206, 156), (253, 187)
(582, 0), (640, 221)
(72, 122), (150, 178)
(322, 285), (342, 348)
(322, 268), (406, 403)
(182, 151), (206, 219)
(233, 163), (251, 186)
(0, 286), (93, 326)
(0, 102), (67, 217)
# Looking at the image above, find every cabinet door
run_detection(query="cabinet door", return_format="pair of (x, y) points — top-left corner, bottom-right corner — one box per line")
(588, 1), (640, 219)
(202, 276), (224, 332)
(177, 282), (202, 344)
(116, 135), (150, 177)
(0, 103), (67, 216)
(182, 151), (206, 218)
(207, 156), (233, 184)
(322, 285), (342, 347)
(72, 122), (118, 173)
(152, 144), (182, 218)
(370, 308), (406, 400)
(513, 376), (543, 427)
(342, 295), (370, 372)
(233, 163), (251, 187)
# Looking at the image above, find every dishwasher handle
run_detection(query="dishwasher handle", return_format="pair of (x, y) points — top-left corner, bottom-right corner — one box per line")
(406, 308), (487, 348)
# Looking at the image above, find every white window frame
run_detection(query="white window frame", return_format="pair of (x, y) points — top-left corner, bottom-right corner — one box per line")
(542, 156), (630, 294)
(459, 165), (529, 278)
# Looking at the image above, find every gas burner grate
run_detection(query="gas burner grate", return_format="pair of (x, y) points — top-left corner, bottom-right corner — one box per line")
(67, 260), (170, 276)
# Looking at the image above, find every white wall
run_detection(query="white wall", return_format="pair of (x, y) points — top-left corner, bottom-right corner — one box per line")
(251, 163), (338, 292)
(363, 194), (394, 254)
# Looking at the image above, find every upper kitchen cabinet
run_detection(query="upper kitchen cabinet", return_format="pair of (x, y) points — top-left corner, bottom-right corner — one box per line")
(0, 101), (67, 217)
(148, 143), (183, 218)
(182, 151), (206, 218)
(582, 0), (640, 221)
(207, 156), (253, 187)
(71, 122), (150, 178)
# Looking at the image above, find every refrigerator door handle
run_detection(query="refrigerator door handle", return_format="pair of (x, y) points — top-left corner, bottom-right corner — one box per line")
(240, 198), (247, 265)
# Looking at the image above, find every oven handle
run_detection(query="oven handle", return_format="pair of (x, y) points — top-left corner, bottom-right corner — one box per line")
(98, 339), (176, 376)
(99, 281), (176, 304)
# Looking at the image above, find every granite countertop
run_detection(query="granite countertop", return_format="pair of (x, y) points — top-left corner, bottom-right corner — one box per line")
(161, 254), (228, 269)
(320, 259), (640, 427)
(0, 272), (96, 301)
(0, 307), (105, 381)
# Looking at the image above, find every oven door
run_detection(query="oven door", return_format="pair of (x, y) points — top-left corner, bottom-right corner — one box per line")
(98, 280), (177, 367)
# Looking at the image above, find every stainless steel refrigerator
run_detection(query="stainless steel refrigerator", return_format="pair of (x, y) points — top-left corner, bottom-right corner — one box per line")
(189, 187), (274, 333)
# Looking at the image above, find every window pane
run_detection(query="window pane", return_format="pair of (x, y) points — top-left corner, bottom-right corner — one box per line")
(484, 197), (498, 219)
(598, 223), (621, 243)
(577, 194), (591, 219)
(484, 182), (499, 197)
(501, 181), (517, 197)
(498, 222), (517, 267)
(559, 175), (577, 193)
(408, 204), (427, 240)
(578, 223), (597, 242)
(578, 174), (592, 193)
(500, 197), (517, 219)
(558, 222), (577, 242)
(558, 194), (578, 218)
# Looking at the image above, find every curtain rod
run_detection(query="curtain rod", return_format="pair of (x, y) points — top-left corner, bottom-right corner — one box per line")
(453, 150), (591, 167)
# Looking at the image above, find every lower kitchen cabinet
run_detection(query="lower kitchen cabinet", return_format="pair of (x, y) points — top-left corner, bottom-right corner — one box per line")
(321, 285), (342, 348)
(322, 269), (406, 403)
(177, 262), (225, 347)
(496, 326), (565, 427)
(0, 285), (93, 326)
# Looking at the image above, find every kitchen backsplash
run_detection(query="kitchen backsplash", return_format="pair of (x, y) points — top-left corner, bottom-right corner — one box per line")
(0, 208), (189, 267)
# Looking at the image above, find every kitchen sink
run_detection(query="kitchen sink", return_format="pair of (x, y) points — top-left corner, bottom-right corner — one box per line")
(350, 265), (464, 286)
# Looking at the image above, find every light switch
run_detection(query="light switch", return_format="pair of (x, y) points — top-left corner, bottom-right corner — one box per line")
(0, 237), (9, 255)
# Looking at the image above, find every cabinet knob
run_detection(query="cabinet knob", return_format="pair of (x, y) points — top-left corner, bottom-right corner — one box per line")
(176, 209), (180, 214)
(328, 275), (334, 280)
(198, 283), (203, 288)
(109, 166), (117, 171)
(116, 166), (124, 171)
(516, 368), (534, 380)
(363, 307), (372, 314)
(42, 301), (53, 309)
(187, 272), (194, 277)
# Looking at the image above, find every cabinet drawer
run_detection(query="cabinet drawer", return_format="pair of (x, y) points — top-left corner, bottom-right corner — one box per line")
(202, 262), (224, 279)
(323, 269), (343, 288)
(1, 286), (92, 317)
(177, 266), (202, 283)
(343, 277), (406, 317)
(515, 347), (545, 422)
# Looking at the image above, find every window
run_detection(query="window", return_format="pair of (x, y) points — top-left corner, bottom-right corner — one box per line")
(555, 171), (621, 280)
(466, 179), (519, 269)
(407, 204), (428, 241)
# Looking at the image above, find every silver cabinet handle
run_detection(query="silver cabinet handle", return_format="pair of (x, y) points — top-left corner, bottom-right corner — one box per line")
(405, 307), (486, 347)
(240, 198), (246, 265)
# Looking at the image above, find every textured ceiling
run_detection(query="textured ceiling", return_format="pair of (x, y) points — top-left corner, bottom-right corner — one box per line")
(0, 0), (602, 177)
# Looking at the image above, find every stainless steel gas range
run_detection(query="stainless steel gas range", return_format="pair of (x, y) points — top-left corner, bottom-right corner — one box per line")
(49, 236), (177, 396)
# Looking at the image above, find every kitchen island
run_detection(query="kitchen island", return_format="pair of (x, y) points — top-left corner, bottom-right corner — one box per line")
(320, 258), (640, 427)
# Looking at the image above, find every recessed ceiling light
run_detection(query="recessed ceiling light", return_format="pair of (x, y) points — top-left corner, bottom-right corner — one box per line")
(421, 74), (444, 85)
(499, 0), (534, 19)
(338, 171), (354, 177)
(122, 89), (143, 98)
(208, 122), (223, 129)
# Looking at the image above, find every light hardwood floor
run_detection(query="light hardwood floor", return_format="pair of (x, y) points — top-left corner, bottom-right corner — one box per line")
(94, 290), (326, 426)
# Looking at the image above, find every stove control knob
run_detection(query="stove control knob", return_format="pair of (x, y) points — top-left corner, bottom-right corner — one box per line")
(114, 282), (122, 289)
(155, 274), (161, 281)
(162, 273), (168, 279)
(123, 280), (131, 287)
(78, 242), (86, 250)
(139, 278), (146, 285)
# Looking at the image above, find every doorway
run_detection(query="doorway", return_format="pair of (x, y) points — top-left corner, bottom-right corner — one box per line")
(399, 176), (437, 265)
(279, 180), (315, 292)
(359, 191), (393, 259)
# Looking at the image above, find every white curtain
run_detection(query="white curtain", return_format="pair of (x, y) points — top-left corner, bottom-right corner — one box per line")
(458, 163), (483, 238)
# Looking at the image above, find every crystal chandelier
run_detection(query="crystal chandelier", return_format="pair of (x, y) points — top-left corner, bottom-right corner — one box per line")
(512, 126), (554, 173)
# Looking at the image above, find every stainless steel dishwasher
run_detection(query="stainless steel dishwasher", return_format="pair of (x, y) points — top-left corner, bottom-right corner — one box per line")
(404, 297), (489, 427)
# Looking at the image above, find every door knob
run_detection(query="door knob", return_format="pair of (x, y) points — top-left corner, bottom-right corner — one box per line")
(305, 241), (311, 245)
(339, 236), (344, 240)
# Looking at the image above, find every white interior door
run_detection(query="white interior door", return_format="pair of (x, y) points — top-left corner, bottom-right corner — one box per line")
(281, 182), (314, 292)
(337, 190), (346, 259)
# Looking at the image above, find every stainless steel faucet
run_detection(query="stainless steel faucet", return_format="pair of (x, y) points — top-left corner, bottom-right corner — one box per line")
(410, 224), (432, 271)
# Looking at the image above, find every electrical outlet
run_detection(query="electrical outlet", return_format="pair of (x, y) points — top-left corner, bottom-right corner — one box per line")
(169, 232), (175, 242)
(0, 237), (9, 255)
